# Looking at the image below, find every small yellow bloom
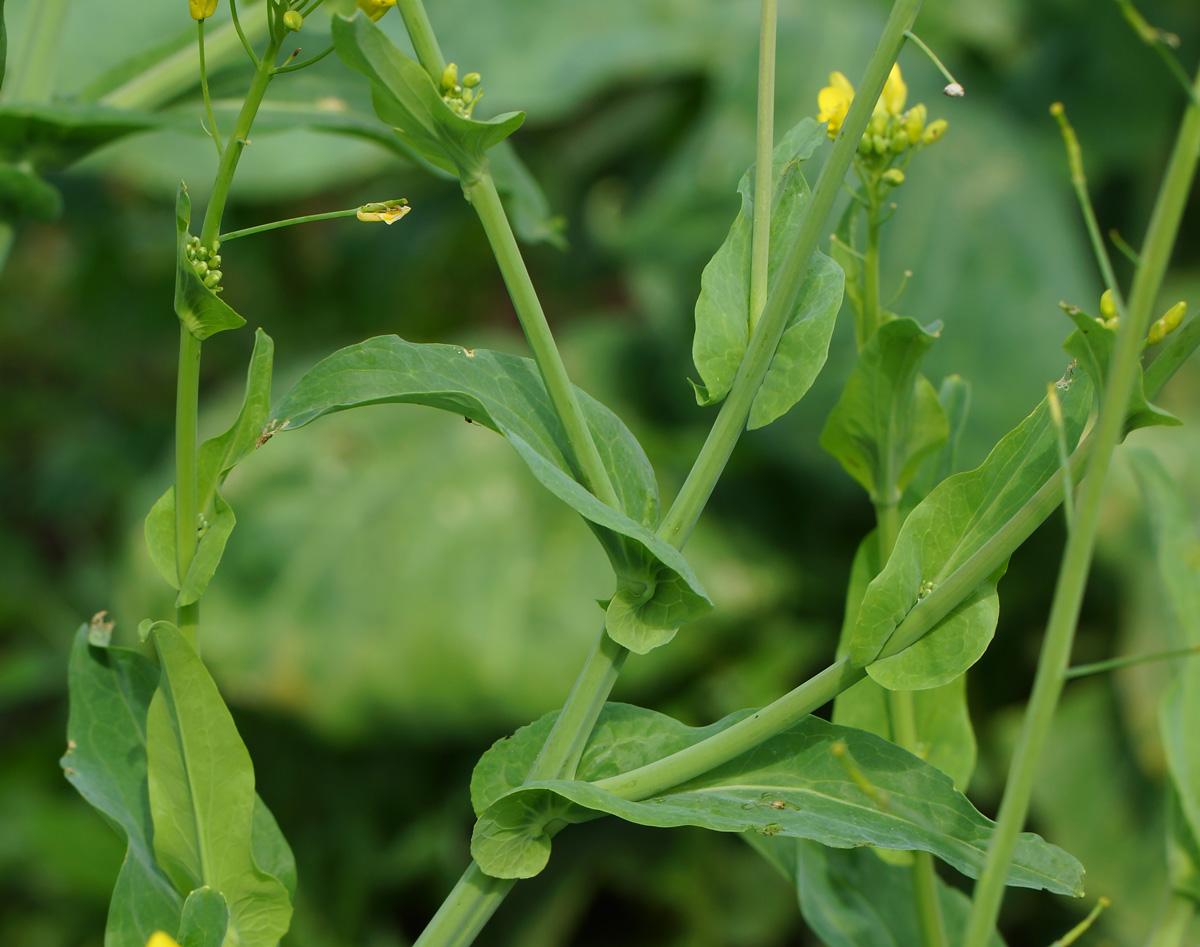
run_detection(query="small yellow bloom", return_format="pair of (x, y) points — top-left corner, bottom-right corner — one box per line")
(356, 0), (397, 20)
(879, 64), (907, 117)
(817, 72), (854, 139)
(146, 934), (181, 947)
(189, 0), (218, 19)
(357, 201), (411, 224)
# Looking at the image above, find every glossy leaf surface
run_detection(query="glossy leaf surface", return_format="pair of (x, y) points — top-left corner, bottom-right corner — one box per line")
(691, 118), (844, 429)
(269, 336), (711, 652)
(852, 379), (1092, 687)
(146, 622), (292, 946)
(469, 704), (1083, 894)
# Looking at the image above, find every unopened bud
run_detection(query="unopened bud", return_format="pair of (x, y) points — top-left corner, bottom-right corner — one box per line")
(921, 118), (948, 144)
(189, 0), (219, 20)
(1148, 301), (1187, 345)
(355, 0), (396, 20)
(462, 72), (481, 89)
(441, 63), (459, 94)
(943, 82), (965, 97)
(873, 134), (890, 155)
(208, 254), (222, 269)
(204, 270), (222, 289)
(904, 104), (926, 144)
(890, 132), (909, 154)
(882, 169), (905, 186)
(193, 261), (209, 278)
(1099, 289), (1117, 322)
(283, 10), (303, 30)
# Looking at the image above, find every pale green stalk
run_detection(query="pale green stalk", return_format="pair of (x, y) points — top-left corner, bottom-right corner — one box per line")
(2, 0), (69, 104)
(962, 62), (1200, 947)
(198, 21), (223, 156)
(1144, 893), (1196, 947)
(1064, 642), (1200, 679)
(397, 0), (447, 78)
(218, 204), (403, 242)
(747, 0), (776, 334)
(176, 27), (286, 647)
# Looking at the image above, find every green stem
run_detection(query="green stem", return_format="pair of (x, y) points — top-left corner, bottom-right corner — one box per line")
(218, 203), (404, 242)
(1144, 892), (1196, 947)
(3, 0), (68, 104)
(1064, 642), (1200, 679)
(465, 172), (621, 510)
(0, 220), (15, 279)
(862, 198), (883, 348)
(175, 326), (202, 648)
(397, 0), (447, 78)
(961, 62), (1200, 947)
(411, 864), (515, 947)
(100, 4), (271, 111)
(747, 0), (777, 334)
(658, 0), (923, 549)
(198, 21), (223, 157)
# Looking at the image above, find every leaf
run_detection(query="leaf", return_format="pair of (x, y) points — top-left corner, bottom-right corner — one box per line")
(791, 840), (1007, 947)
(61, 625), (183, 947)
(851, 377), (1093, 687)
(830, 200), (863, 341)
(269, 335), (711, 653)
(146, 621), (292, 947)
(174, 183), (245, 341)
(820, 318), (949, 504)
(144, 331), (273, 605)
(469, 703), (1083, 895)
(832, 535), (976, 791)
(691, 117), (843, 429)
(177, 887), (229, 947)
(0, 102), (159, 168)
(1062, 306), (1179, 435)
(331, 12), (525, 180)
(0, 160), (61, 220)
(1129, 450), (1200, 894)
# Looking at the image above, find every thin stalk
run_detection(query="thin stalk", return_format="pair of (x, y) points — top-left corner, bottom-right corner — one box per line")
(862, 196), (883, 348)
(902, 29), (961, 89)
(218, 203), (401, 242)
(465, 173), (620, 509)
(1064, 642), (1200, 679)
(1144, 892), (1196, 947)
(411, 865), (515, 947)
(747, 0), (777, 334)
(2, 0), (69, 104)
(230, 0), (262, 66)
(272, 43), (335, 75)
(962, 63), (1200, 947)
(397, 0), (447, 78)
(198, 22), (223, 157)
(100, 5), (271, 111)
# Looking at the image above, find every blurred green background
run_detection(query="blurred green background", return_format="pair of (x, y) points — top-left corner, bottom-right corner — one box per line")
(2, 0), (1200, 944)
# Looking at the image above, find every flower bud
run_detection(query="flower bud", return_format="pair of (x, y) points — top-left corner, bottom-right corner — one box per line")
(355, 0), (397, 21)
(872, 134), (890, 155)
(904, 104), (926, 144)
(441, 62), (459, 94)
(1099, 289), (1117, 322)
(147, 932), (182, 947)
(890, 132), (909, 154)
(921, 118), (948, 145)
(882, 169), (905, 186)
(189, 0), (219, 20)
(463, 72), (482, 89)
(204, 270), (223, 289)
(208, 254), (221, 269)
(193, 261), (209, 278)
(283, 10), (303, 30)
(1148, 301), (1187, 345)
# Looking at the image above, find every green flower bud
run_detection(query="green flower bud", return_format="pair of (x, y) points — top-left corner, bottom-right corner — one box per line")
(441, 63), (459, 94)
(873, 134), (890, 155)
(208, 254), (222, 269)
(857, 134), (874, 156)
(1148, 301), (1187, 345)
(462, 72), (481, 89)
(890, 132), (909, 154)
(882, 168), (905, 186)
(193, 261), (209, 278)
(904, 104), (926, 144)
(283, 10), (303, 30)
(1100, 289), (1117, 322)
(204, 270), (222, 289)
(921, 118), (948, 145)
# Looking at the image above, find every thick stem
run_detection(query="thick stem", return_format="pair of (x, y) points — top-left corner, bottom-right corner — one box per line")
(962, 62), (1200, 947)
(100, 5), (271, 110)
(1144, 893), (1196, 947)
(411, 864), (515, 947)
(397, 0), (447, 78)
(175, 327), (202, 647)
(465, 173), (621, 510)
(2, 0), (69, 104)
(747, 0), (777, 334)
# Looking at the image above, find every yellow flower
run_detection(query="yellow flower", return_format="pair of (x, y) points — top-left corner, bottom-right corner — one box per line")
(817, 71), (854, 139)
(357, 200), (411, 224)
(146, 934), (181, 947)
(817, 64), (907, 139)
(189, 0), (218, 19)
(356, 0), (397, 20)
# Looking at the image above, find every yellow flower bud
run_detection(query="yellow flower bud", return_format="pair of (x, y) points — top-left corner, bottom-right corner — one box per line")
(147, 934), (181, 947)
(357, 200), (411, 225)
(1099, 289), (1117, 322)
(882, 169), (905, 186)
(904, 104), (926, 145)
(463, 72), (482, 89)
(1148, 301), (1187, 345)
(355, 0), (397, 21)
(440, 63), (459, 94)
(189, 0), (218, 19)
(283, 10), (303, 31)
(881, 63), (907, 116)
(921, 118), (948, 145)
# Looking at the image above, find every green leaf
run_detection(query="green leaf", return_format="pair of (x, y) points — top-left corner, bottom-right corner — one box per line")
(269, 336), (711, 653)
(791, 840), (1007, 947)
(820, 318), (949, 504)
(832, 535), (976, 791)
(177, 887), (229, 947)
(691, 118), (843, 429)
(146, 621), (292, 947)
(61, 625), (182, 947)
(331, 12), (525, 180)
(0, 160), (61, 220)
(851, 378), (1092, 686)
(1129, 450), (1200, 896)
(1063, 306), (1179, 435)
(0, 102), (159, 168)
(469, 703), (1083, 894)
(144, 330), (273, 604)
(174, 183), (245, 341)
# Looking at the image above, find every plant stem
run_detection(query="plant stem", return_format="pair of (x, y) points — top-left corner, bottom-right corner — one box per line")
(0, 220), (15, 279)
(862, 197), (883, 348)
(2, 0), (69, 104)
(198, 21), (223, 157)
(1144, 892), (1196, 947)
(100, 4), (271, 111)
(961, 62), (1200, 947)
(747, 0), (776, 335)
(657, 0), (923, 549)
(465, 173), (621, 510)
(1064, 642), (1200, 679)
(397, 0), (447, 78)
(219, 204), (401, 242)
(411, 864), (515, 947)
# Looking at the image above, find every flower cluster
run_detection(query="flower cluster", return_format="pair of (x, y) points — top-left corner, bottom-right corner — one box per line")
(1094, 289), (1188, 347)
(185, 236), (223, 292)
(439, 62), (483, 118)
(817, 64), (946, 173)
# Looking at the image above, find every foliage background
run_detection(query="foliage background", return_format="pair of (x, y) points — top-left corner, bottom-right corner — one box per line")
(2, 0), (1199, 944)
